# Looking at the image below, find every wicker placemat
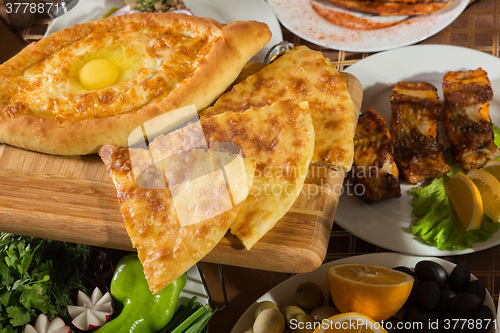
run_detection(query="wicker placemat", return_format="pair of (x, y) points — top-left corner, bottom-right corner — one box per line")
(2, 0), (500, 319)
(318, 0), (500, 309)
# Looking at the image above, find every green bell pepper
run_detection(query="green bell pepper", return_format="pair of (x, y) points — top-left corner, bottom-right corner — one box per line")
(96, 254), (186, 333)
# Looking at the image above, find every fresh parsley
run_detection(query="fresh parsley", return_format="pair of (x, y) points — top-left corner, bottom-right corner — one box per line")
(0, 233), (92, 332)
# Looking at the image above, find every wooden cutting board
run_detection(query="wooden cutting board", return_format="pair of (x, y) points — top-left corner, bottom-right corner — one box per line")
(0, 69), (362, 274)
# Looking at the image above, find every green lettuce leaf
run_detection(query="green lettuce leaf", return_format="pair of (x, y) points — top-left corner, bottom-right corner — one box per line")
(411, 148), (500, 251)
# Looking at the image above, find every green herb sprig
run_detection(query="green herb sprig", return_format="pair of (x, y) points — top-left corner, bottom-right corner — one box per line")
(0, 233), (93, 332)
(0, 233), (56, 331)
(134, 0), (166, 11)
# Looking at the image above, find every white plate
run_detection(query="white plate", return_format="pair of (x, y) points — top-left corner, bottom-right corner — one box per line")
(266, 0), (468, 52)
(44, 0), (283, 63)
(337, 44), (500, 256)
(231, 252), (496, 333)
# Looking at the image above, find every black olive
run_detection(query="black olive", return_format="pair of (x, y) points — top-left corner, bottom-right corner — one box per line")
(394, 266), (416, 278)
(474, 305), (495, 332)
(414, 261), (448, 288)
(448, 263), (470, 292)
(404, 280), (421, 307)
(403, 306), (428, 323)
(448, 293), (482, 315)
(464, 279), (486, 304)
(420, 316), (440, 333)
(417, 281), (440, 310)
(435, 285), (458, 315)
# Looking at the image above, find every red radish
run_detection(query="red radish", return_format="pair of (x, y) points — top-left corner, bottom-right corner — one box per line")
(67, 287), (113, 331)
(24, 314), (70, 333)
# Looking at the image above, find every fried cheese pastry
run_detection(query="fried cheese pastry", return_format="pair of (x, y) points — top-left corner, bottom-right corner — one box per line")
(0, 13), (271, 155)
(311, 0), (408, 30)
(390, 82), (450, 184)
(443, 68), (500, 171)
(202, 100), (315, 249)
(325, 0), (452, 16)
(353, 108), (401, 203)
(201, 45), (355, 172)
(149, 100), (314, 249)
(100, 145), (255, 294)
(100, 99), (314, 292)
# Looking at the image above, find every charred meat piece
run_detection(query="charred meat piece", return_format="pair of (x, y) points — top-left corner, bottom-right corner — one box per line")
(390, 81), (450, 184)
(443, 68), (500, 171)
(353, 108), (401, 203)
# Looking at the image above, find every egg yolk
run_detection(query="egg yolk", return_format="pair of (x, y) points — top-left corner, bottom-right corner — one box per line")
(79, 58), (119, 90)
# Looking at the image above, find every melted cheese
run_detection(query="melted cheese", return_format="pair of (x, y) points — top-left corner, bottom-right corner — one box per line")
(11, 30), (211, 119)
(201, 45), (355, 171)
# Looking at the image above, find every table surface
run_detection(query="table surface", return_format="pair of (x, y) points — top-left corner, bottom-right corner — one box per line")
(2, 0), (500, 331)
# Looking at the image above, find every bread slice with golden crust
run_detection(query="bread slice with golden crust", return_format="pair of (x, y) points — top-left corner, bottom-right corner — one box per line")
(99, 98), (314, 292)
(148, 99), (315, 249)
(100, 144), (256, 294)
(201, 45), (355, 172)
(201, 100), (315, 249)
(0, 13), (271, 155)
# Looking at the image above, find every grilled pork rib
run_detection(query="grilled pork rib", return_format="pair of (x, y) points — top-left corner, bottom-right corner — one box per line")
(443, 68), (500, 171)
(353, 108), (401, 203)
(390, 81), (450, 184)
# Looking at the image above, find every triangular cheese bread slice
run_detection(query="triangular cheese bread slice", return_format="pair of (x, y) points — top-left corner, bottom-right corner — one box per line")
(150, 100), (315, 249)
(149, 100), (315, 249)
(100, 99), (313, 291)
(201, 100), (315, 249)
(201, 45), (355, 172)
(100, 144), (256, 294)
(0, 13), (271, 155)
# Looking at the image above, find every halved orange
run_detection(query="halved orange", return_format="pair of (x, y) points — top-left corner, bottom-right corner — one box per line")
(313, 312), (388, 333)
(444, 172), (484, 231)
(326, 263), (413, 322)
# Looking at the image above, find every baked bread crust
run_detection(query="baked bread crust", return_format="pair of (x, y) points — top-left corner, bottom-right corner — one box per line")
(201, 45), (355, 171)
(0, 13), (271, 155)
(100, 144), (255, 293)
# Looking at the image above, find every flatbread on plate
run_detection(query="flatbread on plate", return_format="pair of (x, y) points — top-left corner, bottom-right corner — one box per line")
(325, 0), (452, 16)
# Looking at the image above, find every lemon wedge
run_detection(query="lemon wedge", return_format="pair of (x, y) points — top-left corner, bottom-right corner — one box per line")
(326, 263), (413, 322)
(467, 169), (500, 222)
(312, 312), (388, 333)
(444, 172), (483, 231)
(79, 58), (119, 90)
(482, 160), (500, 182)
